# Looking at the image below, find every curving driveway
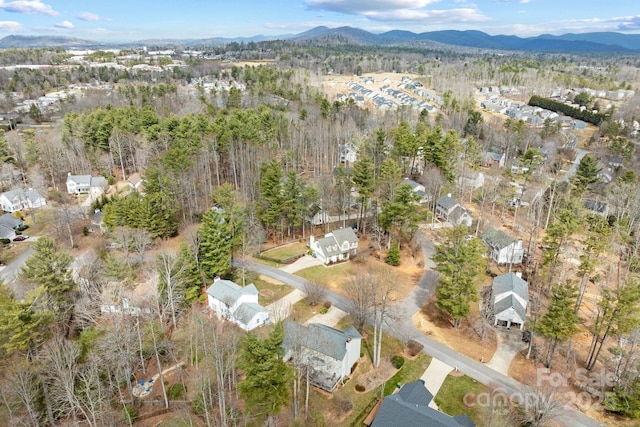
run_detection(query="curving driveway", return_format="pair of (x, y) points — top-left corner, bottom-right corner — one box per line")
(236, 231), (605, 427)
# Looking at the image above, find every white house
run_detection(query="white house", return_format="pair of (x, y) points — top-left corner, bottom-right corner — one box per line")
(66, 173), (109, 198)
(0, 188), (46, 213)
(402, 178), (431, 203)
(457, 170), (485, 191)
(481, 227), (524, 265)
(338, 143), (358, 165)
(282, 321), (361, 392)
(435, 194), (472, 227)
(492, 272), (529, 330)
(310, 227), (359, 265)
(205, 278), (270, 331)
(127, 172), (144, 193)
(0, 213), (23, 240)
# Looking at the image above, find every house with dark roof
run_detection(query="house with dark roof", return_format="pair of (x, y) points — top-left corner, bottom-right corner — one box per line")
(481, 227), (524, 265)
(205, 278), (270, 331)
(282, 321), (361, 392)
(436, 194), (472, 227)
(492, 272), (529, 330)
(369, 380), (475, 427)
(0, 213), (23, 240)
(584, 199), (609, 217)
(481, 151), (505, 169)
(310, 227), (358, 265)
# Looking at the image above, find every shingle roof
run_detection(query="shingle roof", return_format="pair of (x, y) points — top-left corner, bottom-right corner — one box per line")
(0, 213), (21, 229)
(584, 199), (608, 214)
(67, 174), (91, 186)
(371, 380), (474, 427)
(331, 227), (358, 245)
(234, 302), (268, 325)
(205, 279), (258, 306)
(481, 227), (516, 250)
(492, 273), (529, 302)
(283, 321), (361, 362)
(315, 227), (358, 257)
(437, 195), (458, 210)
(494, 294), (527, 324)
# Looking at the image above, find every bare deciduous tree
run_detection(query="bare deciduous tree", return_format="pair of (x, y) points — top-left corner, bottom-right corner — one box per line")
(303, 280), (327, 306)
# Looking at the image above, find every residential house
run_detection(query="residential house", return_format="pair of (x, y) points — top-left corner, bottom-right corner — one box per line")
(282, 321), (361, 392)
(66, 173), (109, 198)
(435, 194), (473, 227)
(310, 227), (359, 265)
(481, 227), (524, 265)
(127, 172), (144, 193)
(205, 278), (270, 331)
(482, 151), (506, 169)
(338, 143), (358, 165)
(0, 188), (46, 213)
(584, 199), (609, 217)
(402, 178), (431, 203)
(368, 380), (475, 427)
(0, 213), (23, 240)
(492, 272), (529, 330)
(457, 170), (485, 191)
(90, 209), (107, 233)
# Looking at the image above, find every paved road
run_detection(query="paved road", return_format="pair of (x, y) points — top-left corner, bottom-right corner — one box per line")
(236, 231), (605, 427)
(562, 148), (588, 182)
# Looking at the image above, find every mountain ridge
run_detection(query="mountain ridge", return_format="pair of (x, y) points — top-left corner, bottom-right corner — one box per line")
(1, 27), (639, 52)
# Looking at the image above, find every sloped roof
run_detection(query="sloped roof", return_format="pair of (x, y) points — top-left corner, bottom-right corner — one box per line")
(234, 302), (268, 325)
(437, 195), (458, 210)
(0, 223), (15, 239)
(24, 188), (44, 203)
(206, 279), (258, 306)
(67, 174), (91, 185)
(0, 213), (21, 229)
(584, 199), (608, 214)
(1, 188), (23, 203)
(371, 380), (474, 427)
(484, 151), (504, 161)
(331, 227), (358, 245)
(481, 227), (516, 250)
(283, 321), (361, 362)
(492, 272), (529, 302)
(449, 205), (470, 225)
(494, 294), (526, 324)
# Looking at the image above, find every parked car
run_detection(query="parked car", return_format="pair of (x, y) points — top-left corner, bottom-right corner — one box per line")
(13, 235), (29, 241)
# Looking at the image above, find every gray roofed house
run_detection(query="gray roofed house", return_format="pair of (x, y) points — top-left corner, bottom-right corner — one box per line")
(481, 227), (524, 265)
(310, 227), (359, 265)
(402, 178), (431, 203)
(0, 188), (46, 213)
(369, 380), (475, 427)
(481, 151), (505, 169)
(436, 194), (472, 227)
(492, 272), (529, 330)
(66, 173), (109, 198)
(584, 199), (609, 217)
(0, 213), (22, 240)
(206, 278), (269, 331)
(283, 321), (361, 392)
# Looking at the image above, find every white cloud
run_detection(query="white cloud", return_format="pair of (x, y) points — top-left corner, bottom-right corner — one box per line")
(0, 20), (22, 32)
(54, 20), (73, 29)
(364, 8), (489, 23)
(77, 11), (101, 22)
(493, 0), (531, 3)
(305, 0), (440, 14)
(0, 0), (58, 16)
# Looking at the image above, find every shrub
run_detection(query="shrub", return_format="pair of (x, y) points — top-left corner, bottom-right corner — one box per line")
(391, 355), (405, 369)
(386, 243), (401, 266)
(323, 301), (332, 309)
(406, 340), (424, 357)
(334, 395), (353, 413)
(355, 384), (366, 392)
(167, 383), (186, 400)
(122, 404), (137, 424)
(0, 238), (10, 245)
(17, 224), (29, 231)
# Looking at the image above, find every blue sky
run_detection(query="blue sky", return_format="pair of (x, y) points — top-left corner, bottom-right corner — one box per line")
(0, 0), (637, 41)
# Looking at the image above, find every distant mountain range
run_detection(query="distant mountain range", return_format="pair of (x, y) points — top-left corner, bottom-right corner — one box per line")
(1, 27), (639, 53)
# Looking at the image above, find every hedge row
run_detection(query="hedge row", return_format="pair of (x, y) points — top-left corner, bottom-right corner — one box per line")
(528, 95), (607, 125)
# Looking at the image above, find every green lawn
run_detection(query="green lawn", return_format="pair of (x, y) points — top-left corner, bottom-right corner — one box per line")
(290, 298), (320, 324)
(383, 353), (431, 396)
(261, 241), (308, 262)
(246, 274), (293, 306)
(296, 262), (353, 284)
(434, 374), (492, 426)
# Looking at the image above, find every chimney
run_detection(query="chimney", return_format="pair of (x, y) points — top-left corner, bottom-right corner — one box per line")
(515, 272), (522, 278)
(310, 235), (314, 244)
(447, 193), (452, 198)
(214, 276), (221, 282)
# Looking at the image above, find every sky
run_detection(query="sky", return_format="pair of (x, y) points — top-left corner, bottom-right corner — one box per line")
(0, 0), (637, 42)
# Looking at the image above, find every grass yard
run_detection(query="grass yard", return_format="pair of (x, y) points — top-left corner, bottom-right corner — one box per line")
(296, 255), (422, 301)
(383, 353), (432, 395)
(290, 297), (321, 324)
(245, 273), (293, 306)
(261, 241), (308, 262)
(434, 374), (492, 426)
